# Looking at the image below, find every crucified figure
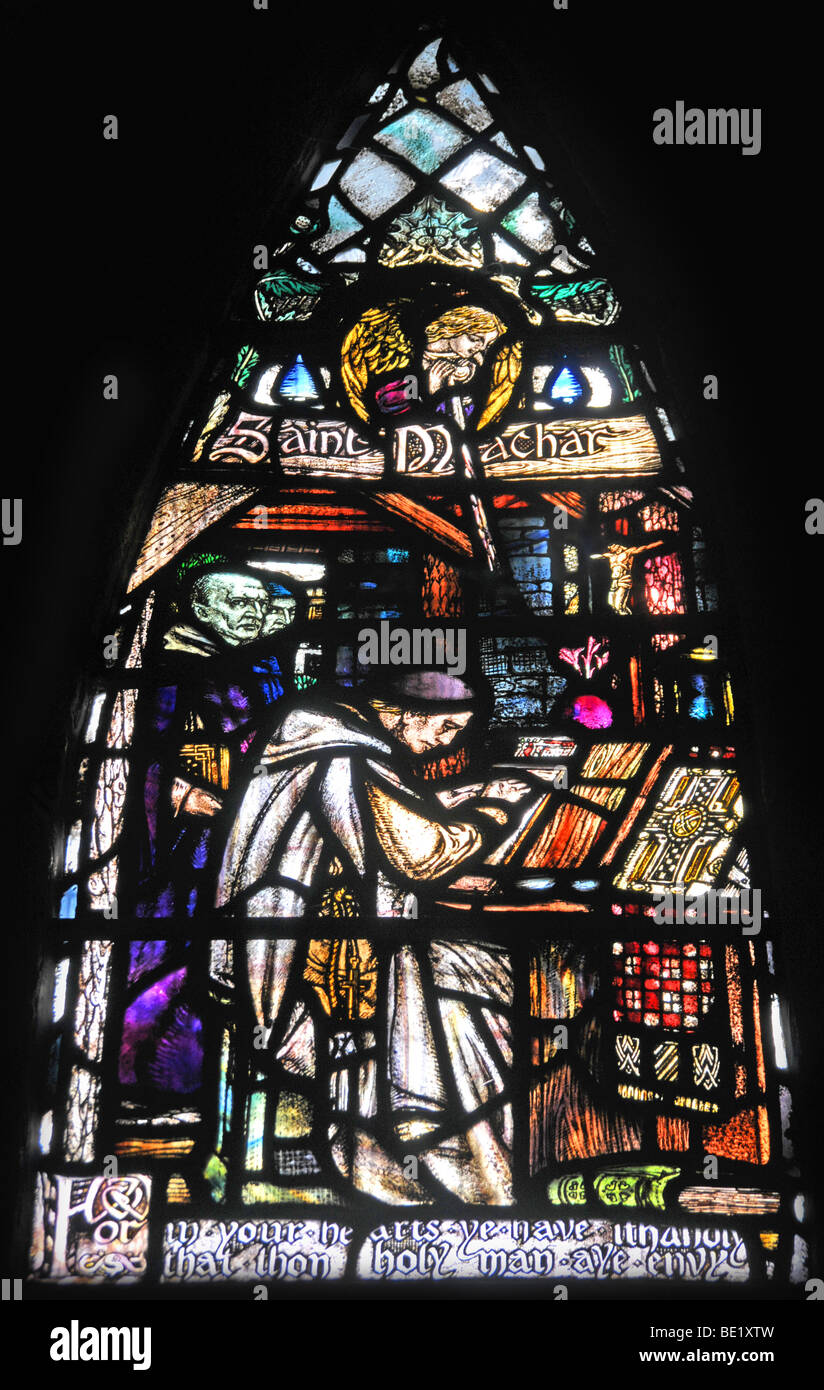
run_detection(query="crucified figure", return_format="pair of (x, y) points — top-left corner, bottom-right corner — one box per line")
(590, 541), (663, 616)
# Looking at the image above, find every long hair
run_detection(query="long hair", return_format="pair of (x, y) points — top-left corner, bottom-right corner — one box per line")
(424, 305), (505, 343)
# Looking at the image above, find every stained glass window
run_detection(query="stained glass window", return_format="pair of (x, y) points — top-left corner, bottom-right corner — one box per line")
(12, 18), (817, 1323)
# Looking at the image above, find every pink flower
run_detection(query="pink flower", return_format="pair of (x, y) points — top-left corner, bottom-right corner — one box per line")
(570, 695), (613, 729)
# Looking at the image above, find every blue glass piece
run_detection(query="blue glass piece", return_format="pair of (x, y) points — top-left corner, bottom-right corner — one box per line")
(550, 365), (584, 406)
(246, 1093), (265, 1170)
(311, 194), (362, 253)
(499, 516), (552, 616)
(688, 674), (714, 720)
(480, 634), (566, 723)
(59, 886), (78, 918)
(572, 879), (599, 891)
(252, 655), (285, 706)
(278, 355), (319, 402)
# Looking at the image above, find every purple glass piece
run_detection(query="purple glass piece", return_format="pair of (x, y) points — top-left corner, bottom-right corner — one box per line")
(119, 967), (203, 1093)
(128, 940), (169, 985)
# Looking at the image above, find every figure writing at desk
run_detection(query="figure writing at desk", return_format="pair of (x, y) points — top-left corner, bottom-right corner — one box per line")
(213, 668), (536, 1204)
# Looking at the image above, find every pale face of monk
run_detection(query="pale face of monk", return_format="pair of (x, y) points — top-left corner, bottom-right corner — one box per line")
(192, 574), (272, 645)
(378, 708), (474, 755)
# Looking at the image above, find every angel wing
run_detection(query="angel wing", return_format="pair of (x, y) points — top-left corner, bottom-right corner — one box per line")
(341, 304), (413, 422)
(477, 339), (523, 431)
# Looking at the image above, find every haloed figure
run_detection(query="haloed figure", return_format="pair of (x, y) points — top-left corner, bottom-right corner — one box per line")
(214, 670), (538, 1204)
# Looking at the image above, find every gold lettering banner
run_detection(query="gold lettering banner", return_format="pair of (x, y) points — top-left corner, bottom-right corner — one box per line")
(478, 414), (661, 479)
(209, 412), (661, 483)
(278, 419), (384, 477)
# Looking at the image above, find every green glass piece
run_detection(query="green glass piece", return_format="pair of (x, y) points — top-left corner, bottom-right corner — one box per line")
(240, 1183), (342, 1206)
(531, 277), (598, 303)
(176, 551), (229, 583)
(257, 270), (321, 299)
(609, 344), (641, 401)
(255, 269), (322, 323)
(204, 1152), (227, 1204)
(379, 194), (482, 269)
(592, 1165), (681, 1210)
(547, 1173), (587, 1205)
(233, 344), (260, 388)
(376, 108), (469, 174)
(530, 276), (620, 327)
(501, 191), (555, 250)
(548, 1164), (681, 1209)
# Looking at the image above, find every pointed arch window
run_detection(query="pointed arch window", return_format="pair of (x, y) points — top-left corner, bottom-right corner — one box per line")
(28, 26), (807, 1295)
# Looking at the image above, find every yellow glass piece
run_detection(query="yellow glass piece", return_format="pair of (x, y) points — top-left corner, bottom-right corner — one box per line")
(614, 766), (743, 894)
(579, 742), (649, 780)
(274, 1092), (313, 1139)
(304, 939), (377, 1020)
(179, 742), (230, 789)
(723, 676), (735, 724)
(366, 782), (481, 879)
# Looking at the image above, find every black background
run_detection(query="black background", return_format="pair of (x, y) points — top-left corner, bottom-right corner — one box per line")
(2, 0), (821, 1342)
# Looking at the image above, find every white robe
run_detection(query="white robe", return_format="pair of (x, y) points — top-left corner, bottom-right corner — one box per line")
(215, 702), (513, 1203)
